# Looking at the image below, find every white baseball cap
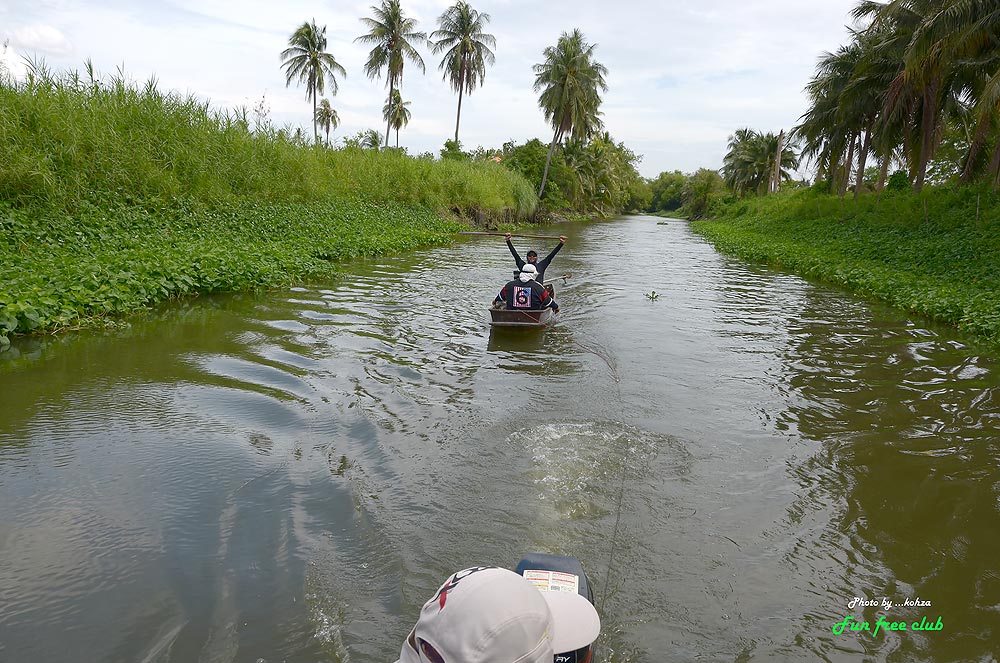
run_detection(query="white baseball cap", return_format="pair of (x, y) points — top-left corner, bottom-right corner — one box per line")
(519, 264), (538, 282)
(395, 567), (600, 663)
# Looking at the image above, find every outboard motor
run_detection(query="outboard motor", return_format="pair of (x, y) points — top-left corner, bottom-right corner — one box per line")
(514, 553), (598, 663)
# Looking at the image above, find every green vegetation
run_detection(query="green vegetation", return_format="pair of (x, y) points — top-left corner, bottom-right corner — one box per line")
(641, 168), (731, 220)
(645, 0), (1000, 217)
(723, 128), (798, 196)
(0, 64), (536, 342)
(640, 0), (1000, 344)
(797, 0), (1000, 194)
(691, 187), (1000, 344)
(1, 63), (534, 213)
(0, 197), (456, 344)
(500, 136), (646, 216)
(533, 29), (608, 198)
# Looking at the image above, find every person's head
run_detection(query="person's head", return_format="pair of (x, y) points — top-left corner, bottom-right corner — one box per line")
(518, 264), (538, 283)
(526, 250), (538, 263)
(396, 567), (600, 663)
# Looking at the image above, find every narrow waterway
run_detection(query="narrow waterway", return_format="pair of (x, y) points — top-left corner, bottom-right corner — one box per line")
(1, 216), (997, 663)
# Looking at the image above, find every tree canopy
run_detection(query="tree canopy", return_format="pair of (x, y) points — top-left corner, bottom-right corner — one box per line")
(796, 0), (1000, 193)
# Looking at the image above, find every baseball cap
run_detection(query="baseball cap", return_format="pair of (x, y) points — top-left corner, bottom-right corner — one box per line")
(395, 567), (600, 663)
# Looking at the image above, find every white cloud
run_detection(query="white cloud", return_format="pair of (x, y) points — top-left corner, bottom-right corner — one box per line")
(7, 24), (74, 56)
(1, 0), (859, 177)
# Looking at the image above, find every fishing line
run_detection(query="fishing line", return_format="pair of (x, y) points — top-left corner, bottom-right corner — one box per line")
(566, 333), (631, 613)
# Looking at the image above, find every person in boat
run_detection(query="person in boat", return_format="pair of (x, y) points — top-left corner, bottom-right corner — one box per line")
(393, 566), (600, 663)
(493, 264), (559, 312)
(506, 232), (566, 281)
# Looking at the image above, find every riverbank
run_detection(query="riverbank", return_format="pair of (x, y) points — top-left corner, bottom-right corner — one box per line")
(1, 196), (469, 344)
(690, 186), (1000, 345)
(0, 67), (538, 344)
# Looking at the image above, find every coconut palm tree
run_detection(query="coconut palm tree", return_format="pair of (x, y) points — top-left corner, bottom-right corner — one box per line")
(853, 0), (959, 192)
(382, 89), (412, 147)
(839, 25), (903, 196)
(315, 98), (340, 146)
(911, 0), (1000, 183)
(280, 19), (347, 144)
(794, 0), (1000, 191)
(723, 129), (799, 196)
(360, 128), (382, 150)
(430, 2), (496, 144)
(795, 38), (865, 195)
(533, 29), (608, 198)
(355, 0), (427, 148)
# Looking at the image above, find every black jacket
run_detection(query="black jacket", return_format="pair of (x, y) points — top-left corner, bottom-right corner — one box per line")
(494, 278), (558, 311)
(507, 240), (563, 281)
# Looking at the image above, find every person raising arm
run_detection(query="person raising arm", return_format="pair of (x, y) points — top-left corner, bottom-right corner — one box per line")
(505, 233), (566, 281)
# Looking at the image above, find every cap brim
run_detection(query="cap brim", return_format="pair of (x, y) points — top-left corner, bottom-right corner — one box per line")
(539, 591), (601, 653)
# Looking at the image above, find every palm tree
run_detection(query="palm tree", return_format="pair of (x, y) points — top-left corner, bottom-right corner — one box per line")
(723, 128), (799, 196)
(795, 39), (865, 195)
(355, 0), (427, 148)
(854, 0), (957, 192)
(315, 98), (340, 146)
(280, 19), (347, 144)
(912, 0), (1000, 184)
(360, 128), (382, 150)
(793, 0), (1000, 191)
(839, 25), (901, 196)
(430, 2), (496, 143)
(533, 29), (608, 198)
(382, 89), (412, 147)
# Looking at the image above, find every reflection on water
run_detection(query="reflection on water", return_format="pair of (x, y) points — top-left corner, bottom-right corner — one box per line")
(1, 216), (999, 662)
(487, 326), (549, 353)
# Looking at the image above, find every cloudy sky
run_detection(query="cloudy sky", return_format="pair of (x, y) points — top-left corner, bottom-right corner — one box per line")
(2, 0), (861, 177)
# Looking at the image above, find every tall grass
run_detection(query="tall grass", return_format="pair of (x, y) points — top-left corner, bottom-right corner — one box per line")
(0, 62), (536, 215)
(692, 187), (1000, 344)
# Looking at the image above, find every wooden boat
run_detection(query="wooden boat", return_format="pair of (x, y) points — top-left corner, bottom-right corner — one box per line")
(489, 284), (557, 327)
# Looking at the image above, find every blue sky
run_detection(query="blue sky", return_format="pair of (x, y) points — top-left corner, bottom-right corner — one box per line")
(1, 0), (860, 177)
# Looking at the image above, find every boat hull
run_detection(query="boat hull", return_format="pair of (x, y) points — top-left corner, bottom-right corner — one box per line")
(489, 306), (555, 327)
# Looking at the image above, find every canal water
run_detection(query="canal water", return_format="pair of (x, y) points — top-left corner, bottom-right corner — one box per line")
(1, 216), (998, 662)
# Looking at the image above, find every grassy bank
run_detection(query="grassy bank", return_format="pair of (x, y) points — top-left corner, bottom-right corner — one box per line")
(690, 186), (1000, 344)
(1, 196), (461, 341)
(0, 66), (538, 343)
